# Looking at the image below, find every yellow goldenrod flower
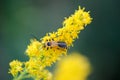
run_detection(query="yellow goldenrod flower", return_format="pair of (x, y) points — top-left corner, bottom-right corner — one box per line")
(25, 6), (92, 67)
(25, 39), (42, 57)
(9, 6), (92, 80)
(25, 58), (42, 75)
(42, 7), (92, 47)
(54, 53), (91, 80)
(9, 60), (23, 77)
(25, 58), (52, 80)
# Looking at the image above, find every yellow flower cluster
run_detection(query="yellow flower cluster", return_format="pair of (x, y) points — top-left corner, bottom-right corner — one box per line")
(25, 6), (92, 66)
(42, 7), (92, 47)
(9, 60), (23, 77)
(8, 6), (92, 80)
(54, 53), (91, 80)
(25, 58), (52, 80)
(25, 39), (41, 57)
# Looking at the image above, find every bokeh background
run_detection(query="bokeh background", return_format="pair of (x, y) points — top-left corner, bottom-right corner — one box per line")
(0, 0), (120, 80)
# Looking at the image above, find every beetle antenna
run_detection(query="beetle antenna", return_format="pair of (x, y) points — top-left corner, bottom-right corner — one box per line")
(31, 34), (40, 41)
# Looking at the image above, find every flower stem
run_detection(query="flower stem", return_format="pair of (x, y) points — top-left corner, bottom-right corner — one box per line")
(13, 70), (27, 80)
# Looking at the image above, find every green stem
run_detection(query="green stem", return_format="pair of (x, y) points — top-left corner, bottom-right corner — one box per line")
(13, 70), (27, 80)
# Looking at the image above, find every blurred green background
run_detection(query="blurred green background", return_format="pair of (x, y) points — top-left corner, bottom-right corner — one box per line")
(0, 0), (120, 80)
